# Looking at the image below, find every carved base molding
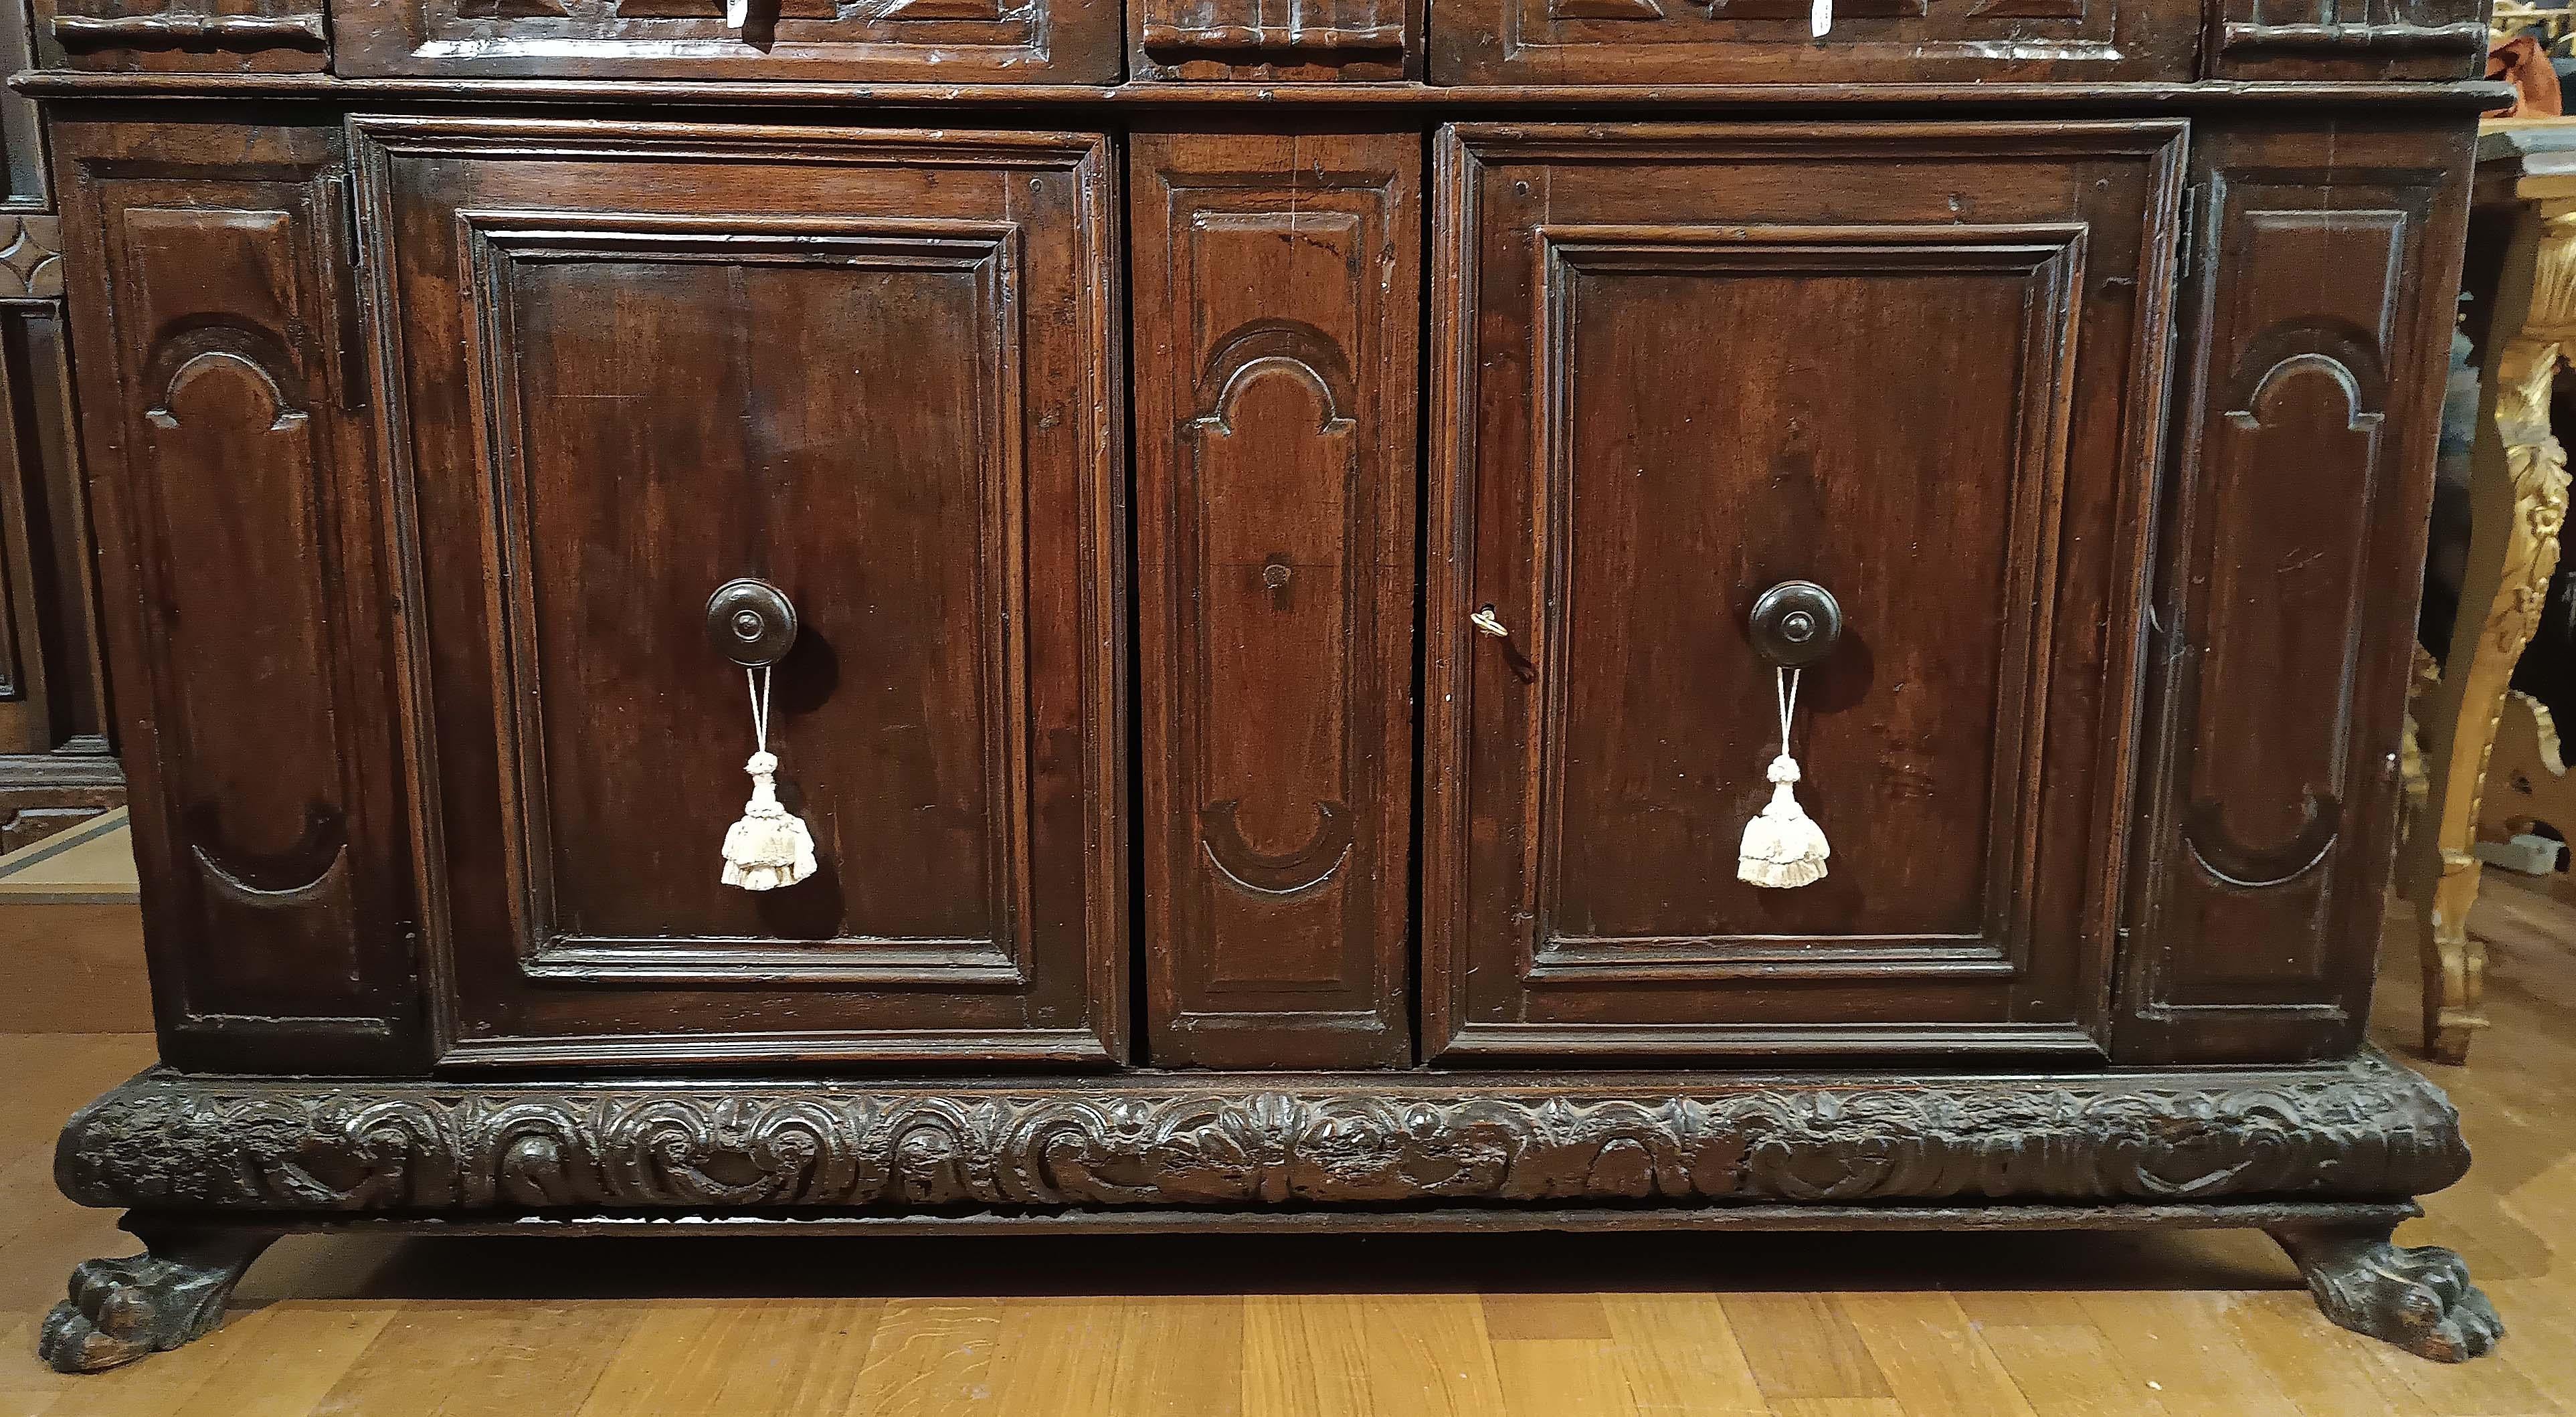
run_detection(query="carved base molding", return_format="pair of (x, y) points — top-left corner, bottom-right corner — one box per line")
(39, 1049), (2502, 1370)
(56, 1048), (2470, 1214)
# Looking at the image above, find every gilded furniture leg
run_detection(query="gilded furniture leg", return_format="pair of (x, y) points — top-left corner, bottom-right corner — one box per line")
(2411, 203), (2576, 1064)
(2476, 689), (2576, 905)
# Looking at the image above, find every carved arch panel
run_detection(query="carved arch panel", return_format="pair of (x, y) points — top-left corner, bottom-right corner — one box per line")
(55, 119), (415, 1072)
(1130, 130), (1421, 1069)
(2123, 126), (2470, 1064)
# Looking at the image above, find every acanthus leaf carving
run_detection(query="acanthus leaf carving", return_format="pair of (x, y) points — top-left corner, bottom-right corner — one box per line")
(55, 1050), (2471, 1214)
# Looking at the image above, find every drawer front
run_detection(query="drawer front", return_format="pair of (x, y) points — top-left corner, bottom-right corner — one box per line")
(357, 118), (1125, 1068)
(1430, 0), (2199, 83)
(336, 0), (1119, 79)
(1424, 121), (2185, 1062)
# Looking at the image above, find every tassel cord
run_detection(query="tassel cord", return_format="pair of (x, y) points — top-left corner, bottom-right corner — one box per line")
(745, 666), (772, 756)
(1776, 666), (1801, 763)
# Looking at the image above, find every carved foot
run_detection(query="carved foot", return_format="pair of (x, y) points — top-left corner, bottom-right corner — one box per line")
(36, 1226), (274, 1373)
(2272, 1224), (2504, 1362)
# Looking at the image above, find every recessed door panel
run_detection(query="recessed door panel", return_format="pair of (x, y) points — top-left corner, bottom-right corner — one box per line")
(358, 118), (1125, 1068)
(1424, 122), (2187, 1061)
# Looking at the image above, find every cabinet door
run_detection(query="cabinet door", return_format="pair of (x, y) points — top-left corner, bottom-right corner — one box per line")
(1425, 122), (2185, 1062)
(1429, 0), (2198, 84)
(356, 118), (1125, 1068)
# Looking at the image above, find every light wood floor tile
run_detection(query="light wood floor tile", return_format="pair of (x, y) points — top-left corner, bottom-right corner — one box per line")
(840, 1299), (1003, 1417)
(1598, 1292), (1770, 1417)
(1837, 1294), (2036, 1417)
(1971, 1321), (2175, 1417)
(1718, 1295), (1892, 1402)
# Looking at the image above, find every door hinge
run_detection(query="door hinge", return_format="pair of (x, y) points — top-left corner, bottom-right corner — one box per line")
(321, 171), (369, 413)
(2175, 182), (2205, 286)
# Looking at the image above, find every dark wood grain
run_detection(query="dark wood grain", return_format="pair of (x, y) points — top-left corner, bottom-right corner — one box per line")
(52, 114), (411, 1073)
(1429, 0), (2201, 84)
(2122, 120), (2474, 1065)
(334, 0), (1121, 82)
(355, 116), (1126, 1067)
(1424, 121), (2184, 1062)
(1130, 129), (1419, 1068)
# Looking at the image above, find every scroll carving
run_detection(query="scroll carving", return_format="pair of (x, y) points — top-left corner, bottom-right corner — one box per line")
(54, 1048), (2472, 1213)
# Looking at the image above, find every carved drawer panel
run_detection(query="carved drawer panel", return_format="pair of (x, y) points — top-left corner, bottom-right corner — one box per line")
(336, 0), (1119, 79)
(34, 0), (329, 72)
(1430, 0), (2200, 82)
(355, 118), (1125, 1068)
(2205, 0), (2488, 80)
(1134, 0), (1420, 78)
(1424, 121), (2187, 1062)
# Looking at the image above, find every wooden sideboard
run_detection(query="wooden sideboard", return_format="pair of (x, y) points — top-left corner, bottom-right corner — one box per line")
(20, 0), (2509, 1374)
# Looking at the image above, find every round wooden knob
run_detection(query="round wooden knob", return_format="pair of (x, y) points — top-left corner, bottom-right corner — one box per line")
(1749, 581), (1842, 668)
(707, 578), (798, 667)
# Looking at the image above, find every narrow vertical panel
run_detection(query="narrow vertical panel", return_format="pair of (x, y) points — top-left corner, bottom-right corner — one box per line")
(2122, 123), (2472, 1064)
(1131, 129), (1420, 1068)
(55, 118), (413, 1072)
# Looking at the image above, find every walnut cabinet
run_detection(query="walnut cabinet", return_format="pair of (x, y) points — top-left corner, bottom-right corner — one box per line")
(23, 0), (2510, 1372)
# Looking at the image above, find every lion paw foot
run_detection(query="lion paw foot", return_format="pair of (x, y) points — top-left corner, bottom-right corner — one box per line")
(2278, 1229), (2504, 1363)
(35, 1232), (270, 1374)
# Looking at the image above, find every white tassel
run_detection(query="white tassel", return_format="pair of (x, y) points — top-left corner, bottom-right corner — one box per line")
(1811, 0), (1831, 36)
(721, 668), (817, 892)
(1738, 668), (1831, 889)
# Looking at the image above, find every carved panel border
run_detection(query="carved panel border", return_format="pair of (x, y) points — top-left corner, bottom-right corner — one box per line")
(457, 211), (1032, 989)
(54, 1048), (2470, 1212)
(1522, 223), (2085, 988)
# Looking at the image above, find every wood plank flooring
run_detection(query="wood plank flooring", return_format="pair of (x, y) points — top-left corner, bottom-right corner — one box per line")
(1, 883), (2570, 1416)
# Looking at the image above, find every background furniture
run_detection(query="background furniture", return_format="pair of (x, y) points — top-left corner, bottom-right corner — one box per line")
(0, 0), (115, 854)
(21, 0), (2508, 1376)
(2411, 117), (2576, 1064)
